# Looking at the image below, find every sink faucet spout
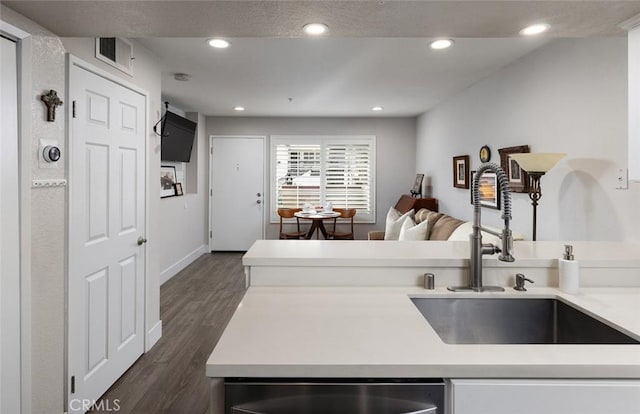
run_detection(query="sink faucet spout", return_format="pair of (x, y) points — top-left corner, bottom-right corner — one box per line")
(449, 162), (515, 292)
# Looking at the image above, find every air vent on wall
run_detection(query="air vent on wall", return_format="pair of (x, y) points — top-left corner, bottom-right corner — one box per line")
(95, 37), (134, 76)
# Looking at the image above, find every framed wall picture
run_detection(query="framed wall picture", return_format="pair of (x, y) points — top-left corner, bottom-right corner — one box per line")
(410, 173), (424, 197)
(174, 182), (184, 196)
(470, 170), (501, 209)
(498, 145), (530, 193)
(160, 165), (177, 198)
(453, 155), (470, 189)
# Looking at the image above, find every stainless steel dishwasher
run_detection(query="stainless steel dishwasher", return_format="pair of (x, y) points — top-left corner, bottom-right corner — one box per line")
(225, 378), (444, 413)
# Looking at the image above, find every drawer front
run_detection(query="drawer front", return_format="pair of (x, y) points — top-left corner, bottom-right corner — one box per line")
(226, 379), (444, 414)
(450, 379), (640, 414)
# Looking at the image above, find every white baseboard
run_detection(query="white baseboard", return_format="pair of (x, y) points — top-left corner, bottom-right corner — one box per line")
(159, 244), (209, 286)
(146, 320), (162, 351)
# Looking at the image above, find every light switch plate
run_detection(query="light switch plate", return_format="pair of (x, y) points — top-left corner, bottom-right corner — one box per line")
(615, 168), (629, 190)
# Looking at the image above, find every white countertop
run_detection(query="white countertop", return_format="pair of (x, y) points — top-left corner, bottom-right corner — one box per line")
(243, 240), (640, 268)
(206, 286), (640, 379)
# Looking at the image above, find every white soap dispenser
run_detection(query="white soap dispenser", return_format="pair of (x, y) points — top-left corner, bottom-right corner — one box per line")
(559, 244), (579, 294)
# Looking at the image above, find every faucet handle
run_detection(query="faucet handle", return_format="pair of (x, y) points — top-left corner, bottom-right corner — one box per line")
(499, 230), (515, 262)
(514, 273), (534, 291)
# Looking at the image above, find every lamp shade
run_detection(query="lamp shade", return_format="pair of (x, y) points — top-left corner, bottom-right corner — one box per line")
(509, 153), (566, 173)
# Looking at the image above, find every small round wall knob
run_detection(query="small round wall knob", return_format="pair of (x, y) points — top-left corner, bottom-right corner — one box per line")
(43, 145), (61, 162)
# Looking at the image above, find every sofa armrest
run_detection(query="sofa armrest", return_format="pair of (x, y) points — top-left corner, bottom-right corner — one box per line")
(368, 231), (385, 240)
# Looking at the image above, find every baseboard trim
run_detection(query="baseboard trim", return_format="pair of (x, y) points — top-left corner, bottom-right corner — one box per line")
(146, 320), (162, 351)
(160, 244), (208, 286)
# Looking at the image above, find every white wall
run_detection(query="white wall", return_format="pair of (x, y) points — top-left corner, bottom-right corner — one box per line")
(158, 111), (209, 284)
(154, 101), (209, 282)
(206, 117), (417, 240)
(417, 38), (640, 243)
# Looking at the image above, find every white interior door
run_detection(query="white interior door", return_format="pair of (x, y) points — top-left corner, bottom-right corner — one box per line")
(0, 34), (21, 414)
(210, 137), (264, 250)
(68, 61), (146, 412)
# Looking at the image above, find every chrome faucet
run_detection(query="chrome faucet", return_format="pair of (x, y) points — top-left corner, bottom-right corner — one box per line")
(448, 162), (515, 292)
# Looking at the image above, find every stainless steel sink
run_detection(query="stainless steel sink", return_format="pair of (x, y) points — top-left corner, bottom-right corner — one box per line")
(410, 298), (639, 345)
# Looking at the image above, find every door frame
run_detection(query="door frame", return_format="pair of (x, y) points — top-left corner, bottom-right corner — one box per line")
(66, 54), (150, 406)
(208, 135), (266, 251)
(0, 19), (32, 414)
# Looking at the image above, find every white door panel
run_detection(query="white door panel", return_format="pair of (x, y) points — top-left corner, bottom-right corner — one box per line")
(211, 137), (264, 250)
(69, 62), (146, 412)
(0, 34), (21, 414)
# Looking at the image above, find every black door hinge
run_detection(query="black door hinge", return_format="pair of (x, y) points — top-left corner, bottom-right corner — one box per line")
(72, 101), (77, 118)
(71, 375), (76, 394)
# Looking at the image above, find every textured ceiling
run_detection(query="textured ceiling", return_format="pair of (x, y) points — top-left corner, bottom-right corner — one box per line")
(6, 0), (638, 116)
(5, 1), (640, 38)
(139, 37), (547, 116)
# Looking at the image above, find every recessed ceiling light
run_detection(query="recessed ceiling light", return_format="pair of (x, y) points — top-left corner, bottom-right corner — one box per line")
(233, 106), (245, 112)
(430, 39), (454, 50)
(303, 23), (328, 36)
(520, 23), (550, 36)
(208, 38), (230, 49)
(372, 106), (384, 111)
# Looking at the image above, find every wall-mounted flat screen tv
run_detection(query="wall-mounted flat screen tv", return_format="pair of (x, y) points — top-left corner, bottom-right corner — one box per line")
(161, 111), (197, 162)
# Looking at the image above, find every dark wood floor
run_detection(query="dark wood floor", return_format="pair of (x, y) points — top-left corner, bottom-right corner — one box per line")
(91, 252), (247, 414)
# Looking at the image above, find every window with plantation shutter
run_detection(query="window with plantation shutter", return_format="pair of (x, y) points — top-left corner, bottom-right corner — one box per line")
(324, 139), (373, 215)
(273, 142), (322, 209)
(271, 136), (376, 223)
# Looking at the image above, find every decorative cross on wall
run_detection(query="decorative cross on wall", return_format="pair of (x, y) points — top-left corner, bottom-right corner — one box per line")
(40, 90), (63, 122)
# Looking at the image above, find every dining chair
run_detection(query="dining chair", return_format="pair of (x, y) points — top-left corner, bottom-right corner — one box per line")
(277, 208), (307, 239)
(326, 208), (356, 240)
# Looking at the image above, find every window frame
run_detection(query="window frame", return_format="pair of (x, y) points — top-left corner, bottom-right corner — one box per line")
(270, 135), (376, 223)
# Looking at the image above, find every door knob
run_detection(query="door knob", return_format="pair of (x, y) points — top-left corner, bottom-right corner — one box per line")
(256, 200), (262, 204)
(137, 236), (148, 246)
(256, 192), (261, 197)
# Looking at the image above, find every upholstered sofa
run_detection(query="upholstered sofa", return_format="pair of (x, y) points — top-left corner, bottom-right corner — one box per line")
(368, 208), (464, 241)
(368, 208), (524, 243)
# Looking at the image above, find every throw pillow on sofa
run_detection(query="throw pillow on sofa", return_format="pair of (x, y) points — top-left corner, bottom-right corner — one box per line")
(384, 207), (414, 240)
(429, 215), (466, 240)
(398, 217), (430, 241)
(415, 208), (445, 239)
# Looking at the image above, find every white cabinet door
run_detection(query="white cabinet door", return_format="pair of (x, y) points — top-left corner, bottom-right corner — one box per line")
(450, 379), (640, 414)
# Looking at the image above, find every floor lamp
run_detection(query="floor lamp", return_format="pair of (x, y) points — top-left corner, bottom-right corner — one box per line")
(509, 153), (566, 241)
